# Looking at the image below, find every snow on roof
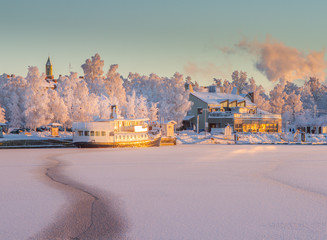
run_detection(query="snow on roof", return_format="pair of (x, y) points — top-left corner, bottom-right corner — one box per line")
(191, 91), (256, 106)
(162, 120), (177, 125)
(257, 109), (272, 115)
(47, 123), (63, 127)
(41, 81), (56, 88)
(183, 115), (195, 121)
(46, 57), (52, 66)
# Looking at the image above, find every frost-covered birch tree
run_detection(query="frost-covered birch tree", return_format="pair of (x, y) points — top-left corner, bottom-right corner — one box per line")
(104, 64), (127, 114)
(24, 67), (51, 129)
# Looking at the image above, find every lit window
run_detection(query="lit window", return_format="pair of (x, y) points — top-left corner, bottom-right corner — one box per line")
(95, 131), (100, 136)
(101, 131), (106, 136)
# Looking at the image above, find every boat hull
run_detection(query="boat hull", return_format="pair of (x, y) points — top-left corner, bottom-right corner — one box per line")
(74, 137), (161, 148)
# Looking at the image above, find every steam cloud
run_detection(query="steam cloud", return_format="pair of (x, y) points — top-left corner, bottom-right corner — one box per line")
(235, 36), (327, 83)
(184, 62), (231, 81)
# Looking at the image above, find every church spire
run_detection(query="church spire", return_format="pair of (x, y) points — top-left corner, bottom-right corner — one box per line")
(46, 57), (53, 80)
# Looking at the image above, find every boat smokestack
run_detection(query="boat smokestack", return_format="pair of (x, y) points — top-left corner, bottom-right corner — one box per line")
(110, 105), (117, 119)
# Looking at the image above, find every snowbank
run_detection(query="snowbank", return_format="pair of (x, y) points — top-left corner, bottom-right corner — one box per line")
(0, 131), (72, 142)
(177, 130), (327, 144)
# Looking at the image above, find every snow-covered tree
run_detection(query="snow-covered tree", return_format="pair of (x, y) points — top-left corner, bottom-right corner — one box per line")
(81, 53), (104, 82)
(81, 53), (105, 95)
(300, 82), (316, 114)
(246, 77), (270, 111)
(104, 64), (127, 114)
(307, 77), (323, 103)
(149, 102), (159, 122)
(135, 95), (149, 119)
(231, 70), (248, 93)
(2, 75), (27, 127)
(98, 95), (112, 120)
(269, 83), (286, 114)
(47, 89), (69, 125)
(8, 93), (24, 127)
(125, 91), (136, 119)
(127, 72), (191, 126)
(283, 92), (303, 122)
(71, 79), (98, 123)
(24, 66), (51, 129)
(158, 73), (192, 125)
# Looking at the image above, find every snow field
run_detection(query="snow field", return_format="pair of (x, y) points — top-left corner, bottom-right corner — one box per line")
(58, 145), (327, 240)
(1, 146), (327, 239)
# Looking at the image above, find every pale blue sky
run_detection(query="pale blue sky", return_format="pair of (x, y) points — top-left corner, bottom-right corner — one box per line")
(1, 0), (326, 90)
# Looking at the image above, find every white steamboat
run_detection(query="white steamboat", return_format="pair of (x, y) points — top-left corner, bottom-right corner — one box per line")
(72, 106), (161, 148)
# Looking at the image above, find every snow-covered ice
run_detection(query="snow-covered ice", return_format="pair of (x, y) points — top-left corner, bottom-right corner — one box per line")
(1, 145), (327, 239)
(0, 150), (67, 239)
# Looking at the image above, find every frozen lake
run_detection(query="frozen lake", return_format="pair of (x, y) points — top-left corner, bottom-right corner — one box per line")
(1, 145), (327, 239)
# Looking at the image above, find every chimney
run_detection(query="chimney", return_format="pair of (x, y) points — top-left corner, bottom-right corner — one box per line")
(248, 92), (254, 103)
(110, 105), (117, 119)
(208, 85), (216, 93)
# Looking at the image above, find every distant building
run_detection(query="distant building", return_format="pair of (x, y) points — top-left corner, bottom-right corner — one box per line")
(44, 57), (57, 89)
(183, 86), (282, 133)
(45, 57), (57, 83)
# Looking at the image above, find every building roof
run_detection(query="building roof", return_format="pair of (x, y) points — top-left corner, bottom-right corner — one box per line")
(46, 57), (52, 66)
(183, 115), (195, 121)
(191, 91), (256, 106)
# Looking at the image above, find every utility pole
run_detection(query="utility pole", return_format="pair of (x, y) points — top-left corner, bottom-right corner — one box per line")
(203, 109), (209, 136)
(197, 115), (199, 134)
(197, 107), (203, 134)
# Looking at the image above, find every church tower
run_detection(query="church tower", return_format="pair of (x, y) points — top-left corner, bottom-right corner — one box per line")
(46, 57), (54, 80)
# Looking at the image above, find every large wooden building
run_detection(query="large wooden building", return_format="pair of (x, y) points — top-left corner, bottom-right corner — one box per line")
(183, 86), (282, 133)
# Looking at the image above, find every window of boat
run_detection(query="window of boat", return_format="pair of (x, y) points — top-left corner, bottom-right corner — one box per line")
(90, 131), (94, 136)
(95, 131), (100, 136)
(123, 135), (125, 140)
(109, 132), (114, 136)
(134, 135), (136, 139)
(84, 131), (89, 136)
(127, 135), (130, 139)
(101, 131), (106, 136)
(78, 131), (83, 136)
